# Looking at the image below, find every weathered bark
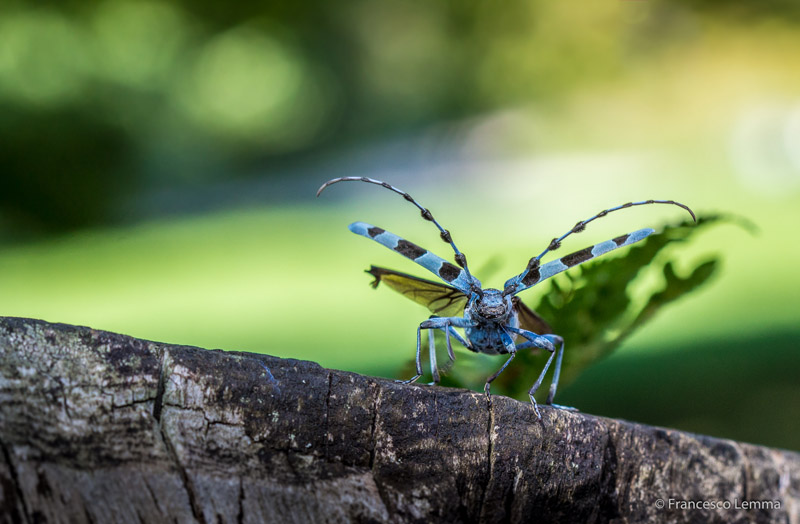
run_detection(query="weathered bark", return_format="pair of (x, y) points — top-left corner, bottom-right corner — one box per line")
(0, 316), (797, 524)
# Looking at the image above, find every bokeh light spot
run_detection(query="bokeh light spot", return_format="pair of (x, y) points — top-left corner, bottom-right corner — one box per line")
(91, 0), (188, 88)
(0, 9), (90, 106)
(176, 26), (331, 149)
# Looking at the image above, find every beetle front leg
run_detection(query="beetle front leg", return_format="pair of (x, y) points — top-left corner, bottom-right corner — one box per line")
(398, 316), (474, 386)
(545, 334), (566, 405)
(507, 327), (565, 419)
(421, 316), (474, 384)
(427, 325), (439, 384)
(432, 323), (471, 373)
(397, 326), (425, 385)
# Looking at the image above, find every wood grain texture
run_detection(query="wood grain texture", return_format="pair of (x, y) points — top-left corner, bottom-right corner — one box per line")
(0, 316), (798, 524)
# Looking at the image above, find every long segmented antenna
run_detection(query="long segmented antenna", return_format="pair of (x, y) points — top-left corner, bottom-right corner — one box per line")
(317, 176), (481, 295)
(507, 199), (695, 296)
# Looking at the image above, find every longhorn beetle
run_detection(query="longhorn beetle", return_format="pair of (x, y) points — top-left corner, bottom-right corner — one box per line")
(317, 177), (695, 418)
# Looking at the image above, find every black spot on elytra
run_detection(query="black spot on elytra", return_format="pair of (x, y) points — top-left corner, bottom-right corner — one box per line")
(438, 262), (461, 282)
(521, 266), (541, 286)
(394, 240), (427, 260)
(367, 226), (384, 238)
(612, 234), (629, 246)
(561, 247), (594, 267)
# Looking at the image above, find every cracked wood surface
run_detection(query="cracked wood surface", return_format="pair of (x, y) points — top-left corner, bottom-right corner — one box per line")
(0, 316), (798, 524)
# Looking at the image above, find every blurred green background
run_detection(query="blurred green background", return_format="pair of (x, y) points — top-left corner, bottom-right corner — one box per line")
(1, 1), (799, 450)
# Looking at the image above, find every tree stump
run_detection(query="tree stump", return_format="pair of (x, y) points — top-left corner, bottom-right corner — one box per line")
(0, 316), (798, 523)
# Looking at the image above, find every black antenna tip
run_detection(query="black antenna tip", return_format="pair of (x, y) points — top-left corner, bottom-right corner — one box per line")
(674, 201), (697, 222)
(316, 177), (345, 197)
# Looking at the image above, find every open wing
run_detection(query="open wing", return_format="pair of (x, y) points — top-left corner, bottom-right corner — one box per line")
(366, 266), (469, 317)
(512, 297), (552, 335)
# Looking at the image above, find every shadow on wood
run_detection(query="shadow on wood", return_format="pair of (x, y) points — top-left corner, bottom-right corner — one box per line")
(1, 317), (798, 523)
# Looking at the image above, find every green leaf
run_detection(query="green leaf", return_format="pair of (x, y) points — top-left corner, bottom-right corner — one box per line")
(437, 214), (741, 400)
